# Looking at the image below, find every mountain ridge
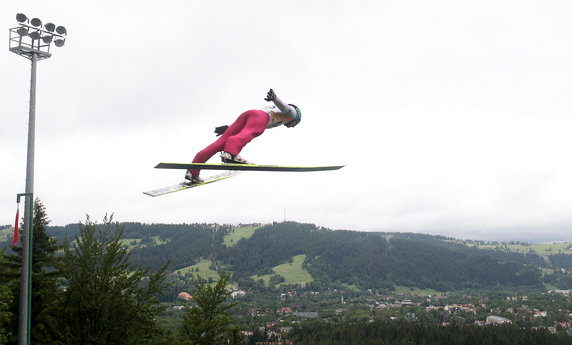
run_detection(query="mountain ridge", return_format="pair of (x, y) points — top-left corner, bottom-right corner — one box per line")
(4, 221), (572, 291)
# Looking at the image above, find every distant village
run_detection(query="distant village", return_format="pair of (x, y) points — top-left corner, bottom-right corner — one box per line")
(168, 286), (572, 338)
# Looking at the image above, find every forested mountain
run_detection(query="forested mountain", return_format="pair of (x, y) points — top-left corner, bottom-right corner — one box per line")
(217, 222), (544, 290)
(4, 221), (569, 291)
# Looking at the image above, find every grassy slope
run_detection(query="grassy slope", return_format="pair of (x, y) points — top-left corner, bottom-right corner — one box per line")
(174, 258), (219, 281)
(119, 238), (142, 250)
(394, 286), (443, 296)
(151, 236), (169, 245)
(252, 254), (314, 287)
(119, 236), (169, 250)
(468, 242), (572, 257)
(223, 226), (260, 246)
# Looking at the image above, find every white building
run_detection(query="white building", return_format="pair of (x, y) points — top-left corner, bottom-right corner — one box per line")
(486, 316), (512, 325)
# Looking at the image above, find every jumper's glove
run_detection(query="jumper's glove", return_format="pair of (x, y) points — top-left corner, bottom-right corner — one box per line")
(214, 125), (228, 136)
(264, 88), (276, 102)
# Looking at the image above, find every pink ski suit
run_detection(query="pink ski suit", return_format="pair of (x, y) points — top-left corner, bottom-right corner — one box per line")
(189, 93), (301, 178)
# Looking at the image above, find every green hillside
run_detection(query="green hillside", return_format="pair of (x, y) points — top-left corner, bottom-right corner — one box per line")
(19, 221), (572, 292)
(223, 225), (260, 246)
(174, 258), (219, 281)
(119, 236), (168, 250)
(219, 223), (550, 291)
(119, 238), (142, 250)
(251, 254), (314, 287)
(470, 242), (572, 257)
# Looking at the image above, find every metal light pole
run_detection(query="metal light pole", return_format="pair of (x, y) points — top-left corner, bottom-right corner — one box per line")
(9, 13), (67, 345)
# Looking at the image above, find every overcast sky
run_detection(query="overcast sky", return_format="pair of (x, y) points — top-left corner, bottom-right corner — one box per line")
(2, 0), (571, 242)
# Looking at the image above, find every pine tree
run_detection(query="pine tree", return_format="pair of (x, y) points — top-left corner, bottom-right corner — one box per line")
(0, 272), (14, 344)
(180, 272), (243, 345)
(56, 215), (169, 345)
(0, 198), (62, 344)
(29, 199), (62, 343)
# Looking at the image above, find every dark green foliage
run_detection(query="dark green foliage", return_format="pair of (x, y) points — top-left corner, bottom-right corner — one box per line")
(56, 215), (170, 345)
(3, 217), (572, 344)
(0, 279), (13, 343)
(128, 223), (231, 271)
(218, 222), (543, 290)
(219, 222), (322, 276)
(44, 223), (233, 272)
(29, 200), (63, 343)
(0, 199), (63, 344)
(290, 320), (572, 345)
(33, 221), (555, 292)
(542, 270), (572, 289)
(8, 220), (563, 293)
(0, 244), (17, 345)
(548, 254), (572, 270)
(180, 272), (244, 345)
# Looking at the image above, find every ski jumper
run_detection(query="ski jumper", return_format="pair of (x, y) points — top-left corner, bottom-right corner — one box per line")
(189, 95), (300, 178)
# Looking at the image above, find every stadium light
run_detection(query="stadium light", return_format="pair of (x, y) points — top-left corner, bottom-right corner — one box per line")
(16, 13), (28, 23)
(41, 35), (53, 44)
(9, 13), (67, 59)
(8, 12), (68, 345)
(16, 27), (28, 37)
(56, 25), (67, 35)
(30, 18), (42, 28)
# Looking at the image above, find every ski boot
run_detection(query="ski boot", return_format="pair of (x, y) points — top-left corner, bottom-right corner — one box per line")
(220, 152), (249, 164)
(184, 171), (204, 185)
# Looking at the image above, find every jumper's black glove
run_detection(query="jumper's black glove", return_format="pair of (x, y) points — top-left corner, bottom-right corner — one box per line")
(264, 88), (276, 102)
(214, 125), (228, 136)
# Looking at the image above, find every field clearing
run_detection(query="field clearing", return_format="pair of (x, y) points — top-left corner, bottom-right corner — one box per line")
(119, 236), (169, 250)
(223, 226), (260, 246)
(151, 236), (169, 245)
(252, 254), (313, 287)
(175, 258), (219, 281)
(474, 242), (572, 256)
(119, 238), (142, 250)
(394, 286), (443, 296)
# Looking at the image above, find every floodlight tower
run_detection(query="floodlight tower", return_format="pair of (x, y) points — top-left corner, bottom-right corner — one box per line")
(9, 13), (67, 345)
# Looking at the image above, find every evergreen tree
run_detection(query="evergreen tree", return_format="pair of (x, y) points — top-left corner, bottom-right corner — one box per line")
(180, 272), (243, 345)
(56, 215), (169, 345)
(0, 199), (63, 344)
(0, 272), (14, 344)
(29, 199), (63, 343)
